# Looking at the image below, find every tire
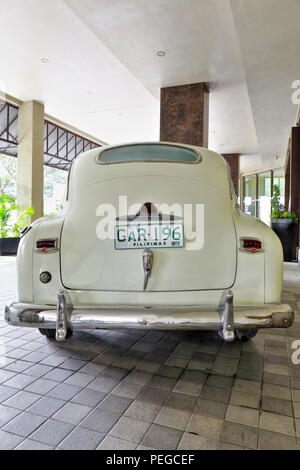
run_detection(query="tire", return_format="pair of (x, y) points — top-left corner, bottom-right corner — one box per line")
(38, 328), (73, 339)
(235, 329), (258, 342)
(217, 328), (257, 342)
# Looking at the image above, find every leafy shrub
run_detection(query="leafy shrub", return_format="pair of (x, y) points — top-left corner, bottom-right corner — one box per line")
(270, 185), (298, 222)
(0, 194), (34, 238)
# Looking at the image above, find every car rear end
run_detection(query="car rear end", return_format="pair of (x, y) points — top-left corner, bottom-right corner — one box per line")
(5, 143), (294, 341)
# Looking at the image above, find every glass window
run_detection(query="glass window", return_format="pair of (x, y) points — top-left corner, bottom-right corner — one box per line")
(244, 175), (257, 217)
(258, 171), (272, 225)
(98, 144), (200, 164)
(242, 168), (285, 225)
(273, 168), (285, 204)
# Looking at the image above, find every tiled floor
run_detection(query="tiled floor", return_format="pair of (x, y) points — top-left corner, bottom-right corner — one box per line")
(0, 257), (300, 450)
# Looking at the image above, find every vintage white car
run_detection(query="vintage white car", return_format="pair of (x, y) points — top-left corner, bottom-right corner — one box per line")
(5, 142), (294, 342)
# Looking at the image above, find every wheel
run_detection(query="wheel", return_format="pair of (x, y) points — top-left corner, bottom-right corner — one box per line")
(235, 329), (258, 342)
(38, 328), (73, 339)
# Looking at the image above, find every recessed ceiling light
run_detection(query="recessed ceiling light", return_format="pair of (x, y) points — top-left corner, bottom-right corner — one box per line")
(156, 51), (166, 57)
(41, 58), (49, 63)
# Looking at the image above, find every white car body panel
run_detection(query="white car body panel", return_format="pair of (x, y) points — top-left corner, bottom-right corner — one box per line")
(8, 142), (293, 341)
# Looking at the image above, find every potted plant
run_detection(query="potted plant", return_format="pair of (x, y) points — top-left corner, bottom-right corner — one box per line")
(271, 185), (298, 262)
(0, 194), (34, 256)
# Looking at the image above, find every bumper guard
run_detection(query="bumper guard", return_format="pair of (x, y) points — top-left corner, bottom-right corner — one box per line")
(5, 289), (294, 342)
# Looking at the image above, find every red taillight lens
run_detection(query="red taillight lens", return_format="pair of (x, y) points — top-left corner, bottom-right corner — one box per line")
(36, 239), (58, 253)
(241, 238), (262, 253)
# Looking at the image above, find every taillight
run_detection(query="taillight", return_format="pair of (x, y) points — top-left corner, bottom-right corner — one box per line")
(240, 238), (262, 253)
(36, 239), (58, 253)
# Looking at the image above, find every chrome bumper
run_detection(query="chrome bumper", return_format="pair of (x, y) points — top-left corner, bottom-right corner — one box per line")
(5, 289), (294, 342)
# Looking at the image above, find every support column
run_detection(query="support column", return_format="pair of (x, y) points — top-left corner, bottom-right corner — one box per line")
(290, 126), (300, 259)
(160, 83), (209, 147)
(285, 152), (290, 211)
(222, 154), (240, 196)
(17, 101), (44, 221)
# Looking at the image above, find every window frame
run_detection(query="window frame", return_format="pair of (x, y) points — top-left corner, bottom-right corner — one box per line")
(96, 143), (202, 165)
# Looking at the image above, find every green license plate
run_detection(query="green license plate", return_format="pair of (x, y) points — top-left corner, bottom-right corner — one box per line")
(115, 223), (184, 250)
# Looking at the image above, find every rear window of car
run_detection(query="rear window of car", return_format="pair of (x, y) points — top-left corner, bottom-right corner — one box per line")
(98, 144), (200, 164)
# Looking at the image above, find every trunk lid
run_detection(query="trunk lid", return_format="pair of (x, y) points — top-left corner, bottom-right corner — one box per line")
(60, 174), (237, 292)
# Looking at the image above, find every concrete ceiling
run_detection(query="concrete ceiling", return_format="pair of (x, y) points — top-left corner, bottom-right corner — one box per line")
(0, 0), (299, 172)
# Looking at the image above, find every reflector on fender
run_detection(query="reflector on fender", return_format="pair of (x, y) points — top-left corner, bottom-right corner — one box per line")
(240, 238), (263, 253)
(36, 239), (58, 253)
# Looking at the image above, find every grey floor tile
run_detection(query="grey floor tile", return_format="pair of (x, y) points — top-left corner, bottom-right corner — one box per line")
(2, 411), (47, 437)
(71, 388), (106, 407)
(230, 390), (261, 409)
(24, 363), (54, 378)
(261, 395), (293, 416)
(43, 368), (74, 382)
(3, 390), (42, 410)
(4, 360), (34, 373)
(148, 375), (177, 391)
(142, 424), (183, 450)
(200, 385), (231, 404)
(124, 370), (153, 385)
(79, 362), (107, 376)
(64, 372), (94, 387)
(22, 351), (49, 363)
(154, 406), (192, 431)
(27, 396), (66, 418)
(53, 402), (91, 425)
(40, 354), (67, 367)
(112, 381), (144, 399)
(87, 375), (119, 393)
(262, 382), (291, 400)
(220, 421), (258, 449)
(0, 429), (24, 450)
(187, 414), (223, 439)
(25, 378), (59, 394)
(59, 358), (87, 371)
(258, 429), (299, 450)
(194, 398), (228, 420)
(178, 432), (218, 450)
(30, 419), (74, 446)
(0, 404), (21, 426)
(157, 365), (183, 379)
(81, 408), (119, 433)
(233, 378), (261, 394)
(47, 383), (81, 400)
(137, 386), (169, 405)
(97, 394), (132, 414)
(0, 384), (19, 402)
(97, 435), (137, 450)
(125, 399), (161, 423)
(225, 404), (259, 427)
(15, 440), (54, 450)
(174, 370), (207, 396)
(206, 374), (234, 390)
(3, 373), (36, 390)
(259, 411), (295, 436)
(109, 416), (150, 443)
(59, 427), (104, 450)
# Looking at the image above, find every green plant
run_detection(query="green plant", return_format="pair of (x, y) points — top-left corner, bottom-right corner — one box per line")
(271, 185), (298, 222)
(0, 194), (34, 238)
